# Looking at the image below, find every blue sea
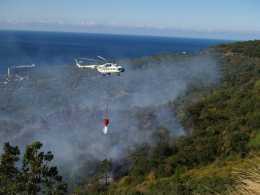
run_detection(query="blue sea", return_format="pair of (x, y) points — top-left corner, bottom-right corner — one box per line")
(0, 30), (226, 73)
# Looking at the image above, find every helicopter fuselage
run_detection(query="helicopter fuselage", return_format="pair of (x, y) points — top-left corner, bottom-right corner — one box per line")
(97, 63), (125, 74)
(76, 60), (125, 75)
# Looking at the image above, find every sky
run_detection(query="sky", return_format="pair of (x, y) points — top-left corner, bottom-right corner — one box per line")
(0, 0), (260, 40)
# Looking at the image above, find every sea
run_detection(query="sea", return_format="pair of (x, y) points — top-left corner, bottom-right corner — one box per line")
(0, 30), (226, 74)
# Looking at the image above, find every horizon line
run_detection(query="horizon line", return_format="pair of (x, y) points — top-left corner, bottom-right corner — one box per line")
(0, 28), (238, 42)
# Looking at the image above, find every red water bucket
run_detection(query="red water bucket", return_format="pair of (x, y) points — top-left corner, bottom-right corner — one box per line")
(103, 118), (110, 126)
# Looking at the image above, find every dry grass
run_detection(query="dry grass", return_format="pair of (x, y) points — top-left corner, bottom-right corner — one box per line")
(230, 155), (260, 195)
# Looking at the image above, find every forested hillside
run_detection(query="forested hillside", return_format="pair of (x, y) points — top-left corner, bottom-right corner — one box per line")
(1, 41), (260, 194)
(75, 41), (260, 194)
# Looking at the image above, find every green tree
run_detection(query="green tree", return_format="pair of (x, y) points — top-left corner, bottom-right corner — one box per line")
(0, 142), (22, 194)
(22, 141), (67, 194)
(98, 159), (112, 186)
(129, 145), (151, 181)
(0, 141), (67, 195)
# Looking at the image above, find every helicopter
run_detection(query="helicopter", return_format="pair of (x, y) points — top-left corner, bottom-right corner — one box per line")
(75, 56), (125, 76)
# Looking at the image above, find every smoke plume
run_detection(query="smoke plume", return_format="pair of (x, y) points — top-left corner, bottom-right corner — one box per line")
(0, 53), (219, 179)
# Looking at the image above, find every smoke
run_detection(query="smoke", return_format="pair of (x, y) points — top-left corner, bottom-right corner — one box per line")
(0, 53), (220, 179)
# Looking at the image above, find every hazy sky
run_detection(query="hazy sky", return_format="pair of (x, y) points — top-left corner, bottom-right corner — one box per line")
(0, 0), (260, 39)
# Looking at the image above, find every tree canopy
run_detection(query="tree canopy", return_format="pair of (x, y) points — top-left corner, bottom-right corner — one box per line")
(0, 141), (67, 195)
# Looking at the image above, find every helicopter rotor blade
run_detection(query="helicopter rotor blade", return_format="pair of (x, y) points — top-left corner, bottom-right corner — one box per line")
(97, 56), (107, 61)
(77, 57), (97, 61)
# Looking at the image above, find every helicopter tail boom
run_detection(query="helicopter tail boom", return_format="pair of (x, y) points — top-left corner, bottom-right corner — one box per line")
(75, 59), (97, 69)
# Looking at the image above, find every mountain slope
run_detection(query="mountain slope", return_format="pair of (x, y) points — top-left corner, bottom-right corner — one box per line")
(75, 40), (260, 195)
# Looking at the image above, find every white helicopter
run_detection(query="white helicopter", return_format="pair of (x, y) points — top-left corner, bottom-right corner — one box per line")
(75, 56), (125, 76)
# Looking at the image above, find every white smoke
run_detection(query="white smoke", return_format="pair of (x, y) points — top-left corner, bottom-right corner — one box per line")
(0, 53), (220, 179)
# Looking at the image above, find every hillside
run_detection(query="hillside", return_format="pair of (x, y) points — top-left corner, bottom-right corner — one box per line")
(75, 41), (260, 194)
